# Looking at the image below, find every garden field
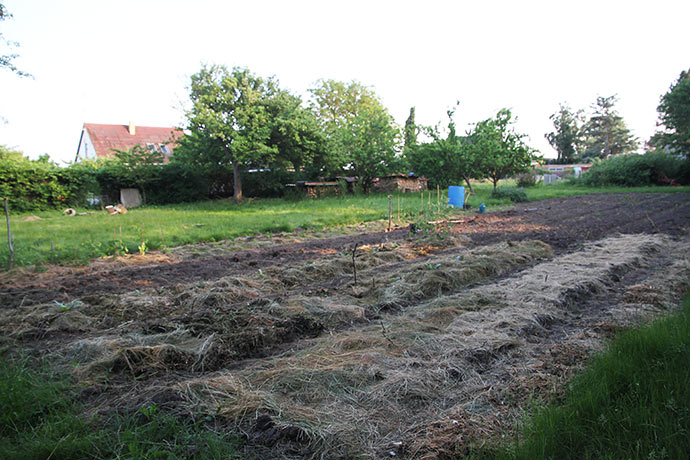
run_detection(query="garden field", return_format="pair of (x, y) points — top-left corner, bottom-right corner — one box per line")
(1, 191), (690, 459)
(2, 182), (689, 268)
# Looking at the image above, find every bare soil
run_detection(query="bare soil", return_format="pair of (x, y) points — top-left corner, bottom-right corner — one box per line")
(1, 192), (690, 459)
(2, 193), (689, 308)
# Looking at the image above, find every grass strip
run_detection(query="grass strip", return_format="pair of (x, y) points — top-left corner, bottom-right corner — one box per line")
(2, 183), (689, 268)
(477, 290), (690, 460)
(0, 355), (241, 460)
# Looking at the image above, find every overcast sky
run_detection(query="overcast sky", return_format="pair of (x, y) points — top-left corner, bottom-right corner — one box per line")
(1, 0), (688, 164)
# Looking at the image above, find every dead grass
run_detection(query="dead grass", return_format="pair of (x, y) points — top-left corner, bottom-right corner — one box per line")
(4, 231), (689, 459)
(173, 234), (689, 458)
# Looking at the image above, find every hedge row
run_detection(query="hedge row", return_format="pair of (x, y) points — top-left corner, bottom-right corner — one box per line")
(0, 159), (306, 212)
(583, 152), (690, 187)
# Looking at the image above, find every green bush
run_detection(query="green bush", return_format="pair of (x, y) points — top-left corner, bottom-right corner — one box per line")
(515, 172), (537, 187)
(491, 186), (528, 202)
(146, 163), (211, 204)
(583, 151), (689, 186)
(242, 168), (304, 198)
(0, 158), (97, 212)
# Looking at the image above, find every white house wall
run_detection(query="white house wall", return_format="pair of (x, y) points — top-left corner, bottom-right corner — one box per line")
(77, 129), (97, 161)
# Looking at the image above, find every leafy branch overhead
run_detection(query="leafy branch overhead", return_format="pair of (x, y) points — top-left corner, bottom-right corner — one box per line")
(0, 3), (31, 77)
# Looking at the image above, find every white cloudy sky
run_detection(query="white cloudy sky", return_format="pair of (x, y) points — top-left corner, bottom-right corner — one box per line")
(1, 0), (688, 164)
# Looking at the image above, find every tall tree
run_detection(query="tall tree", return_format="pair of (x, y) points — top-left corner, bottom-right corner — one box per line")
(469, 109), (539, 190)
(0, 3), (31, 77)
(266, 90), (325, 173)
(309, 79), (400, 184)
(545, 103), (584, 163)
(404, 107), (418, 152)
(342, 105), (400, 192)
(185, 65), (278, 202)
(582, 95), (638, 160)
(653, 68), (690, 156)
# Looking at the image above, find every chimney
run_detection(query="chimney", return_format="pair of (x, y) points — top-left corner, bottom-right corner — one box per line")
(128, 122), (136, 135)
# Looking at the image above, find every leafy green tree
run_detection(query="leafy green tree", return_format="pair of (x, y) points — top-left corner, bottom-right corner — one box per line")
(545, 103), (584, 163)
(0, 3), (31, 77)
(469, 109), (539, 190)
(342, 105), (400, 192)
(653, 69), (690, 156)
(309, 79), (400, 180)
(582, 95), (638, 160)
(404, 107), (418, 153)
(408, 105), (479, 192)
(185, 65), (278, 202)
(267, 90), (325, 173)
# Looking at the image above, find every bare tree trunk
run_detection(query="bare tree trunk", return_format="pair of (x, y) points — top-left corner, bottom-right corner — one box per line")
(462, 176), (474, 194)
(233, 162), (243, 203)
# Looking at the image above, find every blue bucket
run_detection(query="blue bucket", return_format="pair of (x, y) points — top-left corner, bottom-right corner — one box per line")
(448, 186), (465, 207)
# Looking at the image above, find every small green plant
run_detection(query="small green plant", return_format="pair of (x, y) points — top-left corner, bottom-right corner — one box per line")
(515, 172), (537, 187)
(491, 186), (528, 203)
(138, 240), (148, 255)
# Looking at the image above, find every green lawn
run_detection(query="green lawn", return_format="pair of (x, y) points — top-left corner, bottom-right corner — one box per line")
(2, 182), (689, 268)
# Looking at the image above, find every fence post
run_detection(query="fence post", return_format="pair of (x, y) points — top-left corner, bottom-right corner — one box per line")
(5, 199), (14, 271)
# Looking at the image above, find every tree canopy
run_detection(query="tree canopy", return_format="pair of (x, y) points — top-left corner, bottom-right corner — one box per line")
(309, 79), (401, 185)
(185, 65), (278, 202)
(407, 105), (478, 192)
(653, 69), (690, 156)
(582, 95), (638, 160)
(468, 109), (539, 190)
(545, 103), (584, 163)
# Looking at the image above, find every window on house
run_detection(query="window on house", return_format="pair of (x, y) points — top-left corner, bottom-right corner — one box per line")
(146, 143), (158, 152)
(159, 144), (171, 155)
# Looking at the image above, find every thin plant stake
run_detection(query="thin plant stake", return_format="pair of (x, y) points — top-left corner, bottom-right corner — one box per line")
(4, 199), (13, 270)
(388, 195), (392, 232)
(351, 242), (359, 286)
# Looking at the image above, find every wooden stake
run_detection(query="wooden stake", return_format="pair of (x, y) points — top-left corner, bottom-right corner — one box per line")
(387, 195), (392, 232)
(352, 242), (359, 286)
(4, 199), (13, 270)
(437, 184), (440, 214)
(397, 195), (401, 223)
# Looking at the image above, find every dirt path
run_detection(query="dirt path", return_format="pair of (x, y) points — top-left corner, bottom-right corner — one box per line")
(2, 193), (688, 308)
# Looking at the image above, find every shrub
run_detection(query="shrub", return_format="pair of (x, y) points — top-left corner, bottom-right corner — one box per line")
(491, 186), (528, 202)
(515, 172), (537, 187)
(583, 151), (689, 187)
(0, 158), (97, 212)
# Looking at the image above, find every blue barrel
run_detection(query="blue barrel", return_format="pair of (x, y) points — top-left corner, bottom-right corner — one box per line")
(448, 186), (465, 207)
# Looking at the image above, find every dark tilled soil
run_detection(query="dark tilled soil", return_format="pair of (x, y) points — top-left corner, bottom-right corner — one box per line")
(2, 193), (689, 308)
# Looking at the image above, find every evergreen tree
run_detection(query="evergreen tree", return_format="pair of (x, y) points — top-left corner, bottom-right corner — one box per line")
(582, 95), (638, 160)
(403, 107), (418, 152)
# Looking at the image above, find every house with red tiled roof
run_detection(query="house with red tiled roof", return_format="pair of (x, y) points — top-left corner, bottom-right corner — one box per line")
(75, 122), (184, 162)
